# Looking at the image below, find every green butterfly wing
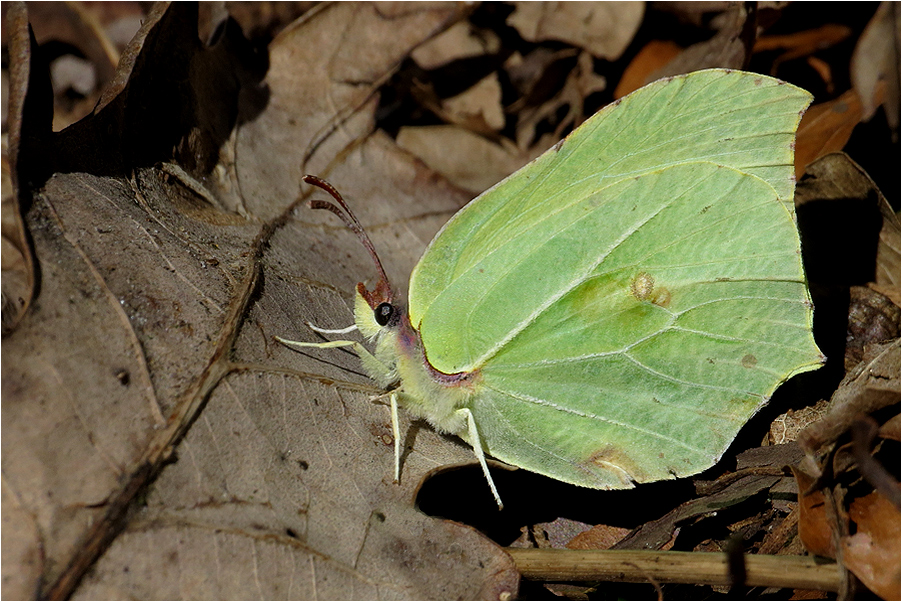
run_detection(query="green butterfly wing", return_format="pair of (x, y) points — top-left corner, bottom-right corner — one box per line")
(405, 69), (823, 487)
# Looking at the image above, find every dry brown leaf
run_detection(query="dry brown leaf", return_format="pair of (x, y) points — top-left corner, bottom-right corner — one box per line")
(795, 90), (865, 178)
(640, 3), (749, 81)
(769, 400), (831, 446)
(1, 157), (33, 334)
(442, 72), (505, 132)
(614, 40), (683, 98)
(613, 474), (782, 551)
(798, 339), (900, 461)
(842, 491), (901, 600)
(754, 23), (853, 81)
(879, 414), (901, 441)
(566, 524), (631, 550)
(24, 3), (123, 82)
(397, 124), (538, 194)
(851, 1), (901, 130)
(1, 479), (43, 599)
(790, 466), (836, 558)
(2, 4), (38, 335)
(531, 517), (594, 549)
(411, 19), (500, 70)
(795, 153), (899, 305)
(754, 24), (852, 55)
(506, 2), (644, 61)
(874, 193), (901, 305)
(758, 504), (806, 556)
(512, 51), (605, 151)
(846, 286), (901, 368)
(3, 3), (520, 599)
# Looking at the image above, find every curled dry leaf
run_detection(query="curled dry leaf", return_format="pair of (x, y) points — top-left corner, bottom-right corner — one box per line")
(612, 472), (784, 552)
(768, 399), (831, 445)
(2, 3), (38, 335)
(851, 1), (901, 130)
(1, 159), (34, 334)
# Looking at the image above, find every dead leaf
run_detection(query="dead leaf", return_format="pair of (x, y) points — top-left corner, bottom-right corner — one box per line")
(754, 23), (852, 81)
(442, 72), (505, 132)
(512, 51), (606, 150)
(2, 3), (39, 335)
(22, 2), (140, 129)
(504, 47), (579, 114)
(411, 19), (500, 70)
(397, 124), (535, 194)
(798, 339), (900, 461)
(790, 466), (836, 559)
(874, 191), (901, 305)
(851, 1), (901, 132)
(795, 91), (866, 178)
(530, 517), (595, 549)
(1, 155), (34, 334)
(566, 524), (631, 550)
(646, 3), (750, 79)
(758, 504), (806, 556)
(2, 3), (519, 599)
(614, 40), (683, 98)
(847, 286), (901, 368)
(506, 2), (644, 60)
(842, 491), (901, 600)
(879, 414), (901, 440)
(613, 474), (782, 551)
(769, 399), (831, 446)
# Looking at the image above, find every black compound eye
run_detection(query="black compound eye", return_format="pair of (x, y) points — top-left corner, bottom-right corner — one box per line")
(374, 303), (395, 326)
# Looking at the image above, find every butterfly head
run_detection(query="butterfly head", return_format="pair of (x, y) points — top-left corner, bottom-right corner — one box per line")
(302, 175), (404, 337)
(354, 279), (404, 340)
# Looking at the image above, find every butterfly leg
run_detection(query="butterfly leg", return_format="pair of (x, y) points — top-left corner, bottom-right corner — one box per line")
(390, 392), (401, 483)
(275, 335), (359, 351)
(276, 336), (396, 384)
(457, 407), (503, 509)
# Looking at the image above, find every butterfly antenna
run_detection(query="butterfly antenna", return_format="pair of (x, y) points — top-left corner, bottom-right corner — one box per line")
(303, 175), (393, 302)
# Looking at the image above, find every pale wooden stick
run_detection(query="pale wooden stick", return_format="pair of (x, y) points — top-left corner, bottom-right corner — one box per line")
(506, 549), (842, 592)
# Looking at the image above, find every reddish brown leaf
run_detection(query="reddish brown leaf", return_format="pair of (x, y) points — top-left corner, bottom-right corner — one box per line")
(614, 40), (683, 98)
(566, 524), (631, 551)
(795, 90), (866, 178)
(791, 466), (836, 558)
(842, 491), (901, 600)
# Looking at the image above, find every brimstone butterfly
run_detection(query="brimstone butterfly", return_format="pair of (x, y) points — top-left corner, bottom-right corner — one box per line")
(278, 69), (824, 508)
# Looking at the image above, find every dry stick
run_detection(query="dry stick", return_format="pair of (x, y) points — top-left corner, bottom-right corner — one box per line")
(506, 549), (842, 592)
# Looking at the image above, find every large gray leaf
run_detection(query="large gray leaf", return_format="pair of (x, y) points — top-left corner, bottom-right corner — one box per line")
(2, 3), (518, 599)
